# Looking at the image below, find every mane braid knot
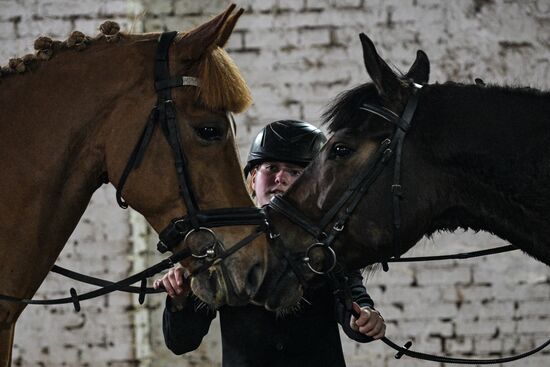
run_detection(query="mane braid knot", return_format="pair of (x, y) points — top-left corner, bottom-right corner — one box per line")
(67, 31), (91, 50)
(99, 21), (121, 43)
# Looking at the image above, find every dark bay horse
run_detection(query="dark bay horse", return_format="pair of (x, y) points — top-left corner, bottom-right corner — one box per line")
(0, 5), (268, 364)
(257, 33), (550, 310)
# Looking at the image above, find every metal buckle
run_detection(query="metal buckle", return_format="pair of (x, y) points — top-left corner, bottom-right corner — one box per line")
(269, 232), (280, 239)
(382, 148), (393, 163)
(333, 222), (345, 232)
(303, 243), (337, 275)
(391, 184), (402, 196)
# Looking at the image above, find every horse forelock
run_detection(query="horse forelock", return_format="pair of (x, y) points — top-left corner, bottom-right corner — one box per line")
(323, 83), (381, 133)
(195, 46), (252, 114)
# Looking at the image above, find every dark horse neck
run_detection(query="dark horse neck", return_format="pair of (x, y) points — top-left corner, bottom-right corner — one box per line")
(419, 83), (550, 264)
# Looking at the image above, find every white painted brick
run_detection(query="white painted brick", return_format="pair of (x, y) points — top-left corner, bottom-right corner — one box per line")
(142, 0), (172, 15)
(393, 319), (454, 338)
(404, 302), (458, 320)
(517, 300), (550, 317)
(243, 0), (277, 12)
(0, 0), (27, 20)
(416, 266), (471, 285)
(517, 318), (550, 334)
(278, 0), (304, 11)
(298, 26), (331, 46)
(305, 0), (330, 11)
(331, 0), (362, 9)
(456, 300), (515, 321)
(174, 0), (228, 15)
(446, 336), (474, 353)
(455, 319), (499, 336)
(0, 20), (15, 38)
(17, 18), (72, 38)
(376, 285), (442, 304)
(39, 0), (101, 17)
(99, 0), (144, 16)
(473, 335), (503, 354)
(245, 28), (299, 49)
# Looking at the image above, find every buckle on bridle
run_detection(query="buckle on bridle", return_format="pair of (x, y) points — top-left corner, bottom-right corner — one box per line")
(333, 222), (345, 232)
(391, 184), (402, 196)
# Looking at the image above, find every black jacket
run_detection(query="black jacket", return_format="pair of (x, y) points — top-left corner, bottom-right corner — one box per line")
(163, 270), (373, 367)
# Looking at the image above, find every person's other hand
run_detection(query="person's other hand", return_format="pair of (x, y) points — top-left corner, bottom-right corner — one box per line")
(350, 302), (386, 339)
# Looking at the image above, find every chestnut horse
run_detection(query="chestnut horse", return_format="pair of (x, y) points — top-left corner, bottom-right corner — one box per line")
(0, 5), (267, 364)
(258, 33), (550, 310)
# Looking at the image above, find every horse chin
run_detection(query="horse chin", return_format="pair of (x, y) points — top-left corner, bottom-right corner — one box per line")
(251, 264), (304, 312)
(190, 267), (250, 308)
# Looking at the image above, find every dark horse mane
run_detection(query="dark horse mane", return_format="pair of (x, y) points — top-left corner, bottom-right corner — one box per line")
(324, 78), (550, 264)
(324, 80), (550, 134)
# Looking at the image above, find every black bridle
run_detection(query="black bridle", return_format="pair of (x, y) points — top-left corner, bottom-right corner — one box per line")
(115, 31), (265, 255)
(265, 81), (550, 364)
(267, 82), (422, 277)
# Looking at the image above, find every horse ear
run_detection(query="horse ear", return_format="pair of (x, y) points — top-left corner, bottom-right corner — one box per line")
(359, 33), (401, 99)
(405, 50), (430, 84)
(216, 8), (244, 48)
(177, 4), (237, 60)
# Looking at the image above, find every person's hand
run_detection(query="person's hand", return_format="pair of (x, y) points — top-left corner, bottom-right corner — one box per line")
(153, 267), (191, 310)
(350, 302), (386, 339)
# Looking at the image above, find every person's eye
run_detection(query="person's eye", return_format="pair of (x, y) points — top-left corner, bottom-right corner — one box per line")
(329, 144), (355, 159)
(290, 170), (302, 177)
(194, 126), (222, 141)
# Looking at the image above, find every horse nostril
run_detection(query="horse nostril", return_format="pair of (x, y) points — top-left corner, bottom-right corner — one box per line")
(245, 263), (264, 297)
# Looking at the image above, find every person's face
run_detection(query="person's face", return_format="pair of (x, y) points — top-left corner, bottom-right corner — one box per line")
(252, 161), (304, 206)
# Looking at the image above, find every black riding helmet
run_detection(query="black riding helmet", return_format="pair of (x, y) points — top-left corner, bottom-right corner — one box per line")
(244, 119), (327, 177)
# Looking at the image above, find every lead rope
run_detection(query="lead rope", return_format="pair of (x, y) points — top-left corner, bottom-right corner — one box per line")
(331, 270), (550, 364)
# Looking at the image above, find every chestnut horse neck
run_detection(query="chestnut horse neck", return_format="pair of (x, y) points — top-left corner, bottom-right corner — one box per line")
(0, 34), (162, 294)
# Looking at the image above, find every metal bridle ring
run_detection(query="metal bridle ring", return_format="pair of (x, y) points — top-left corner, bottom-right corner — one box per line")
(303, 243), (337, 275)
(184, 227), (221, 259)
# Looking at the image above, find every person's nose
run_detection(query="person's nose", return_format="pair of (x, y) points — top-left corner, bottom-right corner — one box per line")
(274, 169), (290, 185)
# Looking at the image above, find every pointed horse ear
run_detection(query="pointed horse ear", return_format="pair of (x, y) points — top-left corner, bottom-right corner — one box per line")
(217, 7), (244, 48)
(405, 50), (430, 84)
(177, 4), (238, 60)
(359, 33), (401, 99)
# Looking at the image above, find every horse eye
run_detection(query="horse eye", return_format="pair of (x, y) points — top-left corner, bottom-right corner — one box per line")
(330, 144), (354, 159)
(195, 126), (222, 141)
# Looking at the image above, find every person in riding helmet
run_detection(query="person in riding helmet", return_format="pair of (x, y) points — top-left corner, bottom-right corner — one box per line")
(154, 120), (385, 367)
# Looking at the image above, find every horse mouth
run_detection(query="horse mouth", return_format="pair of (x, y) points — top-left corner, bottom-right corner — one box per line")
(191, 265), (251, 308)
(251, 261), (303, 311)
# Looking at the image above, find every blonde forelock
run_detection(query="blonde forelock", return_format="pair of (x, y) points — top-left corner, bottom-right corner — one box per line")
(196, 47), (252, 113)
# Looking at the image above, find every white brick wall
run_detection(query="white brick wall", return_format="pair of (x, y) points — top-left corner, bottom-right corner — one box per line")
(3, 0), (549, 366)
